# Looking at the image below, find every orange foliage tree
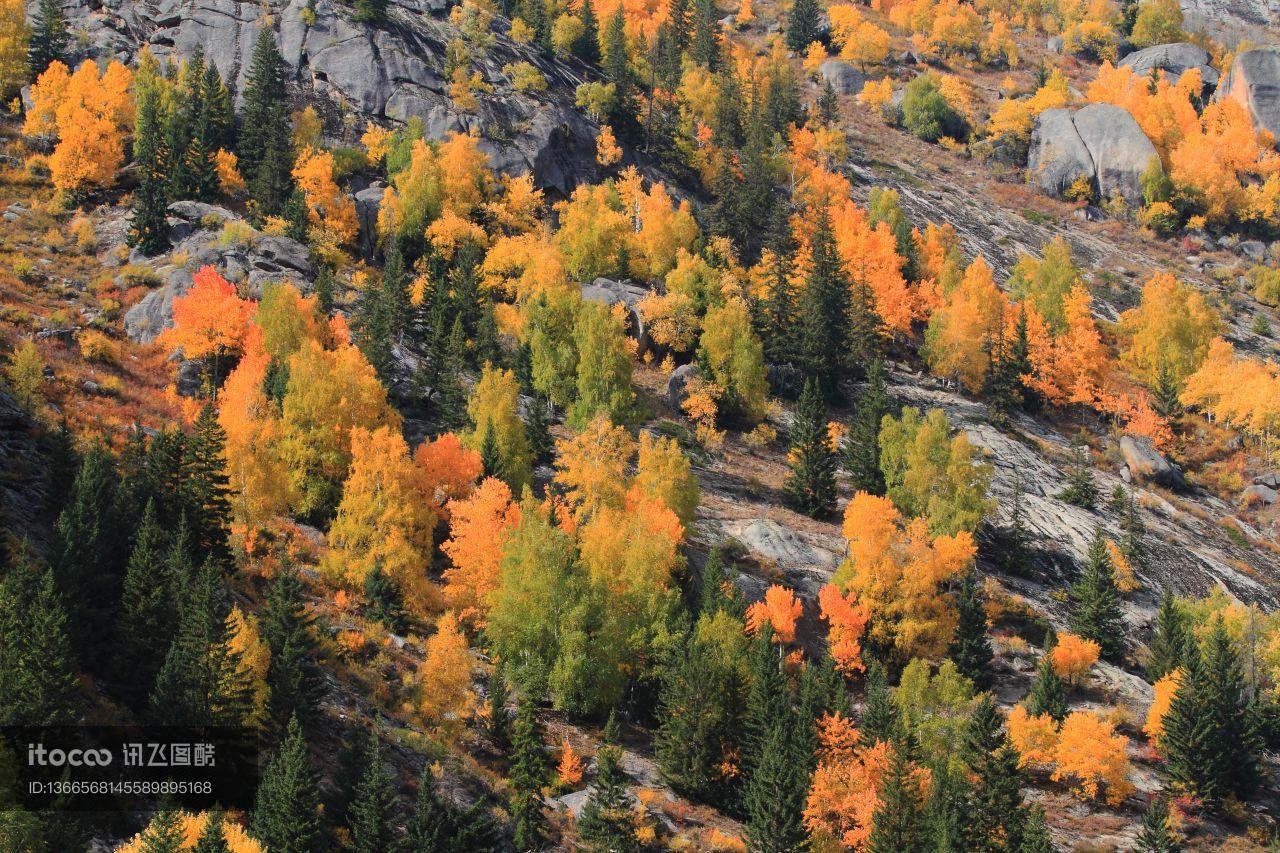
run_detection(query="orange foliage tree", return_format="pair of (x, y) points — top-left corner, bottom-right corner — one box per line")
(441, 477), (522, 627)
(40, 59), (134, 198)
(924, 256), (1008, 393)
(1051, 711), (1135, 805)
(1051, 632), (1101, 683)
(746, 584), (804, 644)
(292, 147), (359, 247)
(1180, 338), (1280, 443)
(417, 611), (477, 742)
(818, 584), (871, 674)
(1143, 668), (1181, 747)
(160, 266), (255, 381)
(833, 492), (976, 660)
(557, 738), (585, 786)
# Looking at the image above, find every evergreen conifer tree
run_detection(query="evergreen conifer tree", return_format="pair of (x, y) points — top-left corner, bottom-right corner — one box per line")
(1134, 795), (1180, 852)
(116, 500), (177, 707)
(262, 566), (326, 730)
(0, 548), (79, 726)
(574, 0), (601, 64)
(861, 660), (901, 744)
(484, 667), (512, 748)
(348, 733), (398, 853)
(184, 403), (233, 565)
(962, 695), (1029, 849)
(27, 0), (68, 78)
(948, 570), (993, 687)
(867, 739), (925, 853)
(353, 0), (388, 23)
(579, 725), (637, 852)
(510, 694), (549, 851)
(139, 807), (185, 853)
(128, 65), (171, 255)
(689, 0), (720, 69)
(1019, 806), (1054, 853)
(42, 420), (79, 521)
(602, 11), (640, 142)
(362, 564), (407, 633)
(1152, 359), (1182, 419)
(193, 808), (231, 853)
(1146, 590), (1187, 682)
(785, 0), (820, 50)
(783, 377), (838, 518)
(798, 211), (852, 396)
(845, 359), (889, 494)
(1120, 486), (1147, 571)
(1068, 529), (1125, 659)
(239, 28), (295, 217)
(252, 715), (321, 853)
(744, 713), (809, 853)
(742, 624), (788, 778)
(1057, 436), (1097, 508)
(1026, 636), (1068, 722)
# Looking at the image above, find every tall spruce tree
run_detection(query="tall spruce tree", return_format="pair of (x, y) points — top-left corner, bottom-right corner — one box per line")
(798, 210), (852, 396)
(948, 569), (993, 687)
(861, 660), (901, 744)
(602, 10), (640, 142)
(845, 359), (889, 494)
(1146, 590), (1187, 682)
(1134, 795), (1180, 852)
(579, 717), (637, 852)
(128, 61), (171, 255)
(1057, 436), (1097, 509)
(743, 712), (809, 853)
(509, 694), (549, 851)
(1068, 529), (1125, 659)
(0, 548), (79, 726)
(138, 807), (185, 853)
(573, 0), (601, 64)
(785, 0), (820, 51)
(184, 403), (233, 565)
(783, 377), (838, 518)
(742, 624), (788, 779)
(1119, 485), (1147, 571)
(1019, 806), (1054, 853)
(962, 695), (1030, 849)
(403, 778), (501, 853)
(27, 0), (68, 78)
(867, 738), (925, 853)
(348, 733), (399, 853)
(116, 500), (177, 707)
(252, 715), (321, 853)
(193, 808), (232, 853)
(239, 27), (295, 217)
(262, 566), (326, 730)
(1026, 637), (1068, 722)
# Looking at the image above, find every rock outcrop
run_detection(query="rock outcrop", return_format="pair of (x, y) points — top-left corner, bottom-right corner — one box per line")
(580, 277), (654, 356)
(1119, 435), (1187, 490)
(1120, 42), (1219, 87)
(1028, 104), (1157, 206)
(123, 203), (312, 344)
(1214, 46), (1280, 142)
(818, 60), (866, 96)
(62, 0), (601, 195)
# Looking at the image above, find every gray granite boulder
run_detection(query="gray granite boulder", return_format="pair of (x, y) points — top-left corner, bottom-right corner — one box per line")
(1120, 42), (1219, 87)
(1028, 104), (1157, 205)
(818, 60), (866, 96)
(1215, 47), (1280, 142)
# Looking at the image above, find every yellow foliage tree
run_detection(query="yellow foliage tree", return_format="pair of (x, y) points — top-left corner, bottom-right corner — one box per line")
(417, 611), (477, 742)
(45, 60), (134, 198)
(1051, 632), (1101, 683)
(441, 476), (522, 627)
(1118, 272), (1220, 387)
(293, 147), (359, 246)
(1144, 668), (1181, 747)
(924, 256), (1008, 392)
(465, 363), (534, 490)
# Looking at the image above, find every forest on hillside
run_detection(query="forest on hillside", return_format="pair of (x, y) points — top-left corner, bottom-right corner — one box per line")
(3, 0), (1280, 847)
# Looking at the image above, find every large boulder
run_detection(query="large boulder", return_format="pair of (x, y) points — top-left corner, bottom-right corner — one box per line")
(1120, 435), (1187, 490)
(1120, 42), (1219, 87)
(124, 204), (312, 344)
(1214, 47), (1280, 142)
(354, 183), (386, 258)
(667, 363), (698, 410)
(580, 277), (654, 356)
(1027, 108), (1095, 197)
(818, 60), (866, 96)
(1072, 103), (1159, 205)
(1028, 104), (1156, 206)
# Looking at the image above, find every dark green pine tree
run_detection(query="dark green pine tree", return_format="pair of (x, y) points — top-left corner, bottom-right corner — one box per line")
(164, 54), (202, 203)
(525, 394), (555, 465)
(1134, 795), (1180, 852)
(312, 263), (336, 315)
(981, 327), (1019, 424)
(688, 0), (720, 69)
(573, 0), (601, 64)
(116, 500), (178, 707)
(138, 806), (185, 853)
(190, 61), (229, 201)
(860, 659), (901, 744)
(145, 428), (191, 531)
(353, 0), (388, 23)
(1002, 467), (1033, 574)
(1152, 358), (1182, 419)
(362, 563), (408, 633)
(27, 0), (68, 79)
(382, 233), (410, 345)
(283, 188), (310, 241)
(817, 80), (839, 125)
(867, 738), (925, 853)
(484, 667), (512, 749)
(403, 779), (502, 853)
(758, 206), (799, 367)
(355, 269), (394, 382)
(1119, 485), (1147, 571)
(348, 733), (399, 853)
(783, 377), (838, 517)
(601, 10), (640, 143)
(743, 712), (810, 853)
(798, 210), (853, 396)
(1019, 806), (1054, 853)
(192, 808), (231, 853)
(948, 569), (993, 687)
(479, 421), (503, 482)
(742, 624), (788, 779)
(0, 548), (79, 726)
(238, 27), (295, 217)
(698, 546), (743, 618)
(1057, 435), (1097, 509)
(579, 720), (637, 852)
(509, 694), (549, 851)
(849, 274), (885, 374)
(128, 68), (171, 255)
(252, 715), (321, 853)
(845, 359), (889, 495)
(785, 0), (821, 51)
(184, 402), (233, 565)
(430, 315), (470, 432)
(1026, 635), (1068, 722)
(1068, 529), (1125, 659)
(962, 695), (1030, 850)
(262, 566), (327, 730)
(922, 760), (967, 852)
(50, 444), (122, 668)
(41, 420), (80, 520)
(1145, 590), (1187, 682)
